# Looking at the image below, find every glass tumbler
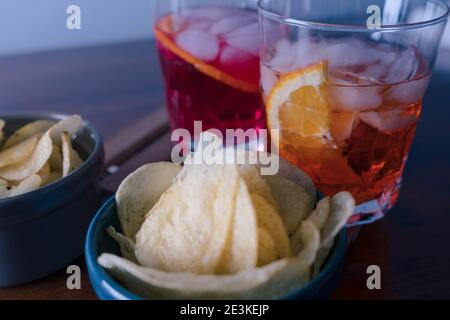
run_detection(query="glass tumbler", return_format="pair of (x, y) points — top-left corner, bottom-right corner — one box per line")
(258, 0), (449, 225)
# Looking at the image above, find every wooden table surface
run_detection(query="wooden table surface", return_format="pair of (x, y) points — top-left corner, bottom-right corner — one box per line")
(0, 40), (449, 300)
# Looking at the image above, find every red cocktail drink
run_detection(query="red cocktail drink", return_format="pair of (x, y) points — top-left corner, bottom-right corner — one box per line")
(155, 7), (265, 139)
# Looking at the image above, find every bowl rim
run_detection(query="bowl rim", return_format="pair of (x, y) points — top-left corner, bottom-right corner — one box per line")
(85, 196), (143, 300)
(0, 112), (104, 205)
(85, 195), (347, 300)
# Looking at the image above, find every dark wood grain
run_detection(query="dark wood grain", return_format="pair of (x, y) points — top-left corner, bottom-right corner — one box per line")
(0, 258), (97, 300)
(0, 40), (449, 300)
(101, 132), (173, 193)
(103, 108), (170, 168)
(0, 41), (166, 139)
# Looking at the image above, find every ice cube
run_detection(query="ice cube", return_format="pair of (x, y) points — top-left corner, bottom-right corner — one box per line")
(270, 39), (296, 70)
(386, 47), (420, 82)
(325, 41), (355, 68)
(188, 20), (214, 32)
(225, 23), (259, 56)
(175, 30), (219, 62)
(386, 76), (430, 105)
(210, 15), (255, 35)
(260, 65), (278, 96)
(359, 110), (417, 133)
(382, 52), (398, 66)
(361, 48), (387, 65)
(291, 39), (326, 70)
(360, 64), (389, 83)
(328, 85), (383, 112)
(219, 45), (255, 66)
(226, 22), (259, 37)
(326, 39), (385, 68)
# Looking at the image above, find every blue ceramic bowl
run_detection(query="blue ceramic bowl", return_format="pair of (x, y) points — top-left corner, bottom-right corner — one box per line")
(86, 196), (347, 300)
(0, 113), (104, 287)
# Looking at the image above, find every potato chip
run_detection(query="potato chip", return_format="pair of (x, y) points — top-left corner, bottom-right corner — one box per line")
(251, 193), (291, 259)
(98, 253), (288, 299)
(262, 174), (312, 236)
(61, 132), (83, 177)
(224, 148), (258, 165)
(0, 178), (7, 187)
(3, 120), (54, 149)
(237, 164), (279, 210)
(276, 157), (317, 204)
(37, 162), (51, 185)
(312, 244), (333, 277)
(296, 222), (320, 268)
(50, 115), (82, 145)
(107, 227), (137, 263)
(0, 136), (38, 169)
(0, 116), (83, 198)
(321, 192), (355, 247)
(310, 193), (354, 274)
(290, 221), (320, 263)
(135, 164), (239, 274)
(101, 131), (357, 299)
(116, 162), (182, 240)
(49, 144), (63, 171)
(216, 181), (258, 274)
(47, 171), (62, 185)
(257, 227), (278, 266)
(245, 223), (320, 299)
(0, 175), (42, 199)
(184, 132), (224, 166)
(227, 149), (315, 233)
(0, 184), (9, 198)
(245, 257), (311, 300)
(229, 228), (319, 299)
(0, 130), (52, 181)
(307, 197), (331, 231)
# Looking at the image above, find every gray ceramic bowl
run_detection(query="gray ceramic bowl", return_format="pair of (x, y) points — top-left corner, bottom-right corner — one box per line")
(0, 113), (104, 287)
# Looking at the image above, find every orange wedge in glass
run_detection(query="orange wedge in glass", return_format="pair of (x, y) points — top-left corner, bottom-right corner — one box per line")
(266, 61), (366, 190)
(266, 61), (331, 151)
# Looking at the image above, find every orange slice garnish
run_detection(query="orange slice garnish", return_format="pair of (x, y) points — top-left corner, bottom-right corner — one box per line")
(266, 61), (331, 151)
(154, 16), (259, 93)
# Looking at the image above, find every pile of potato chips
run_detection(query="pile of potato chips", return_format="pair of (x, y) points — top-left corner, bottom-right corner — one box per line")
(0, 115), (84, 199)
(98, 133), (355, 299)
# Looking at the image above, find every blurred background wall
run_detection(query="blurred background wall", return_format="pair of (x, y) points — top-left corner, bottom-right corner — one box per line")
(0, 0), (449, 57)
(0, 0), (157, 56)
